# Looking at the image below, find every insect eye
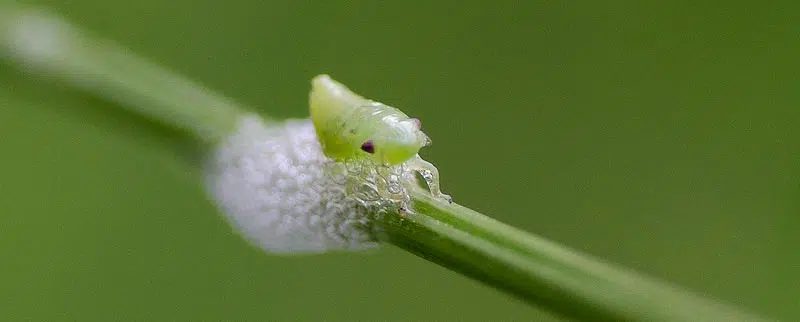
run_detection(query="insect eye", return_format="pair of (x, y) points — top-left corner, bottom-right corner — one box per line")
(360, 140), (375, 154)
(411, 118), (422, 129)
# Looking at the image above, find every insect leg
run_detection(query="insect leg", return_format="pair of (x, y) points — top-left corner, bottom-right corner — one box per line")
(374, 164), (390, 199)
(407, 155), (453, 203)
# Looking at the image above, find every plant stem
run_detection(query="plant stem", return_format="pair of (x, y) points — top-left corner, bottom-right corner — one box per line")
(0, 4), (243, 142)
(0, 5), (768, 321)
(382, 188), (764, 321)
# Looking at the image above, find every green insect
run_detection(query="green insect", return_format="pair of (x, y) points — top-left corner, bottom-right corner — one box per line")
(309, 74), (452, 204)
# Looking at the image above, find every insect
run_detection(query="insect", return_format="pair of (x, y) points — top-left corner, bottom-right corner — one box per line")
(309, 74), (452, 204)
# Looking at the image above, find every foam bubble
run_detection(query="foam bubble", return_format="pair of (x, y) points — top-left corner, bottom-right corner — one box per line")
(205, 115), (413, 254)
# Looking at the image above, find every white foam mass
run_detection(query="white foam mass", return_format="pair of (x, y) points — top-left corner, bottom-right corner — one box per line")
(205, 115), (390, 254)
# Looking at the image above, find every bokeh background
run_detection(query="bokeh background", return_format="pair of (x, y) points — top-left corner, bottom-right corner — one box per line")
(1, 1), (797, 321)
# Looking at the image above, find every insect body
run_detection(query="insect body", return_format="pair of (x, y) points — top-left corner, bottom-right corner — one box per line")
(309, 74), (452, 204)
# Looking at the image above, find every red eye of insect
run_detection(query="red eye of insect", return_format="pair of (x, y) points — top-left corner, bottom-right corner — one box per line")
(360, 140), (375, 154)
(411, 118), (422, 129)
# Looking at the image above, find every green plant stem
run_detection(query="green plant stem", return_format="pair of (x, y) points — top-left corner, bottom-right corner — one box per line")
(0, 5), (767, 321)
(0, 4), (242, 142)
(383, 189), (764, 321)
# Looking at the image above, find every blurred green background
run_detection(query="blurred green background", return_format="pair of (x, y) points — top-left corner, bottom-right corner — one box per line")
(1, 1), (797, 321)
